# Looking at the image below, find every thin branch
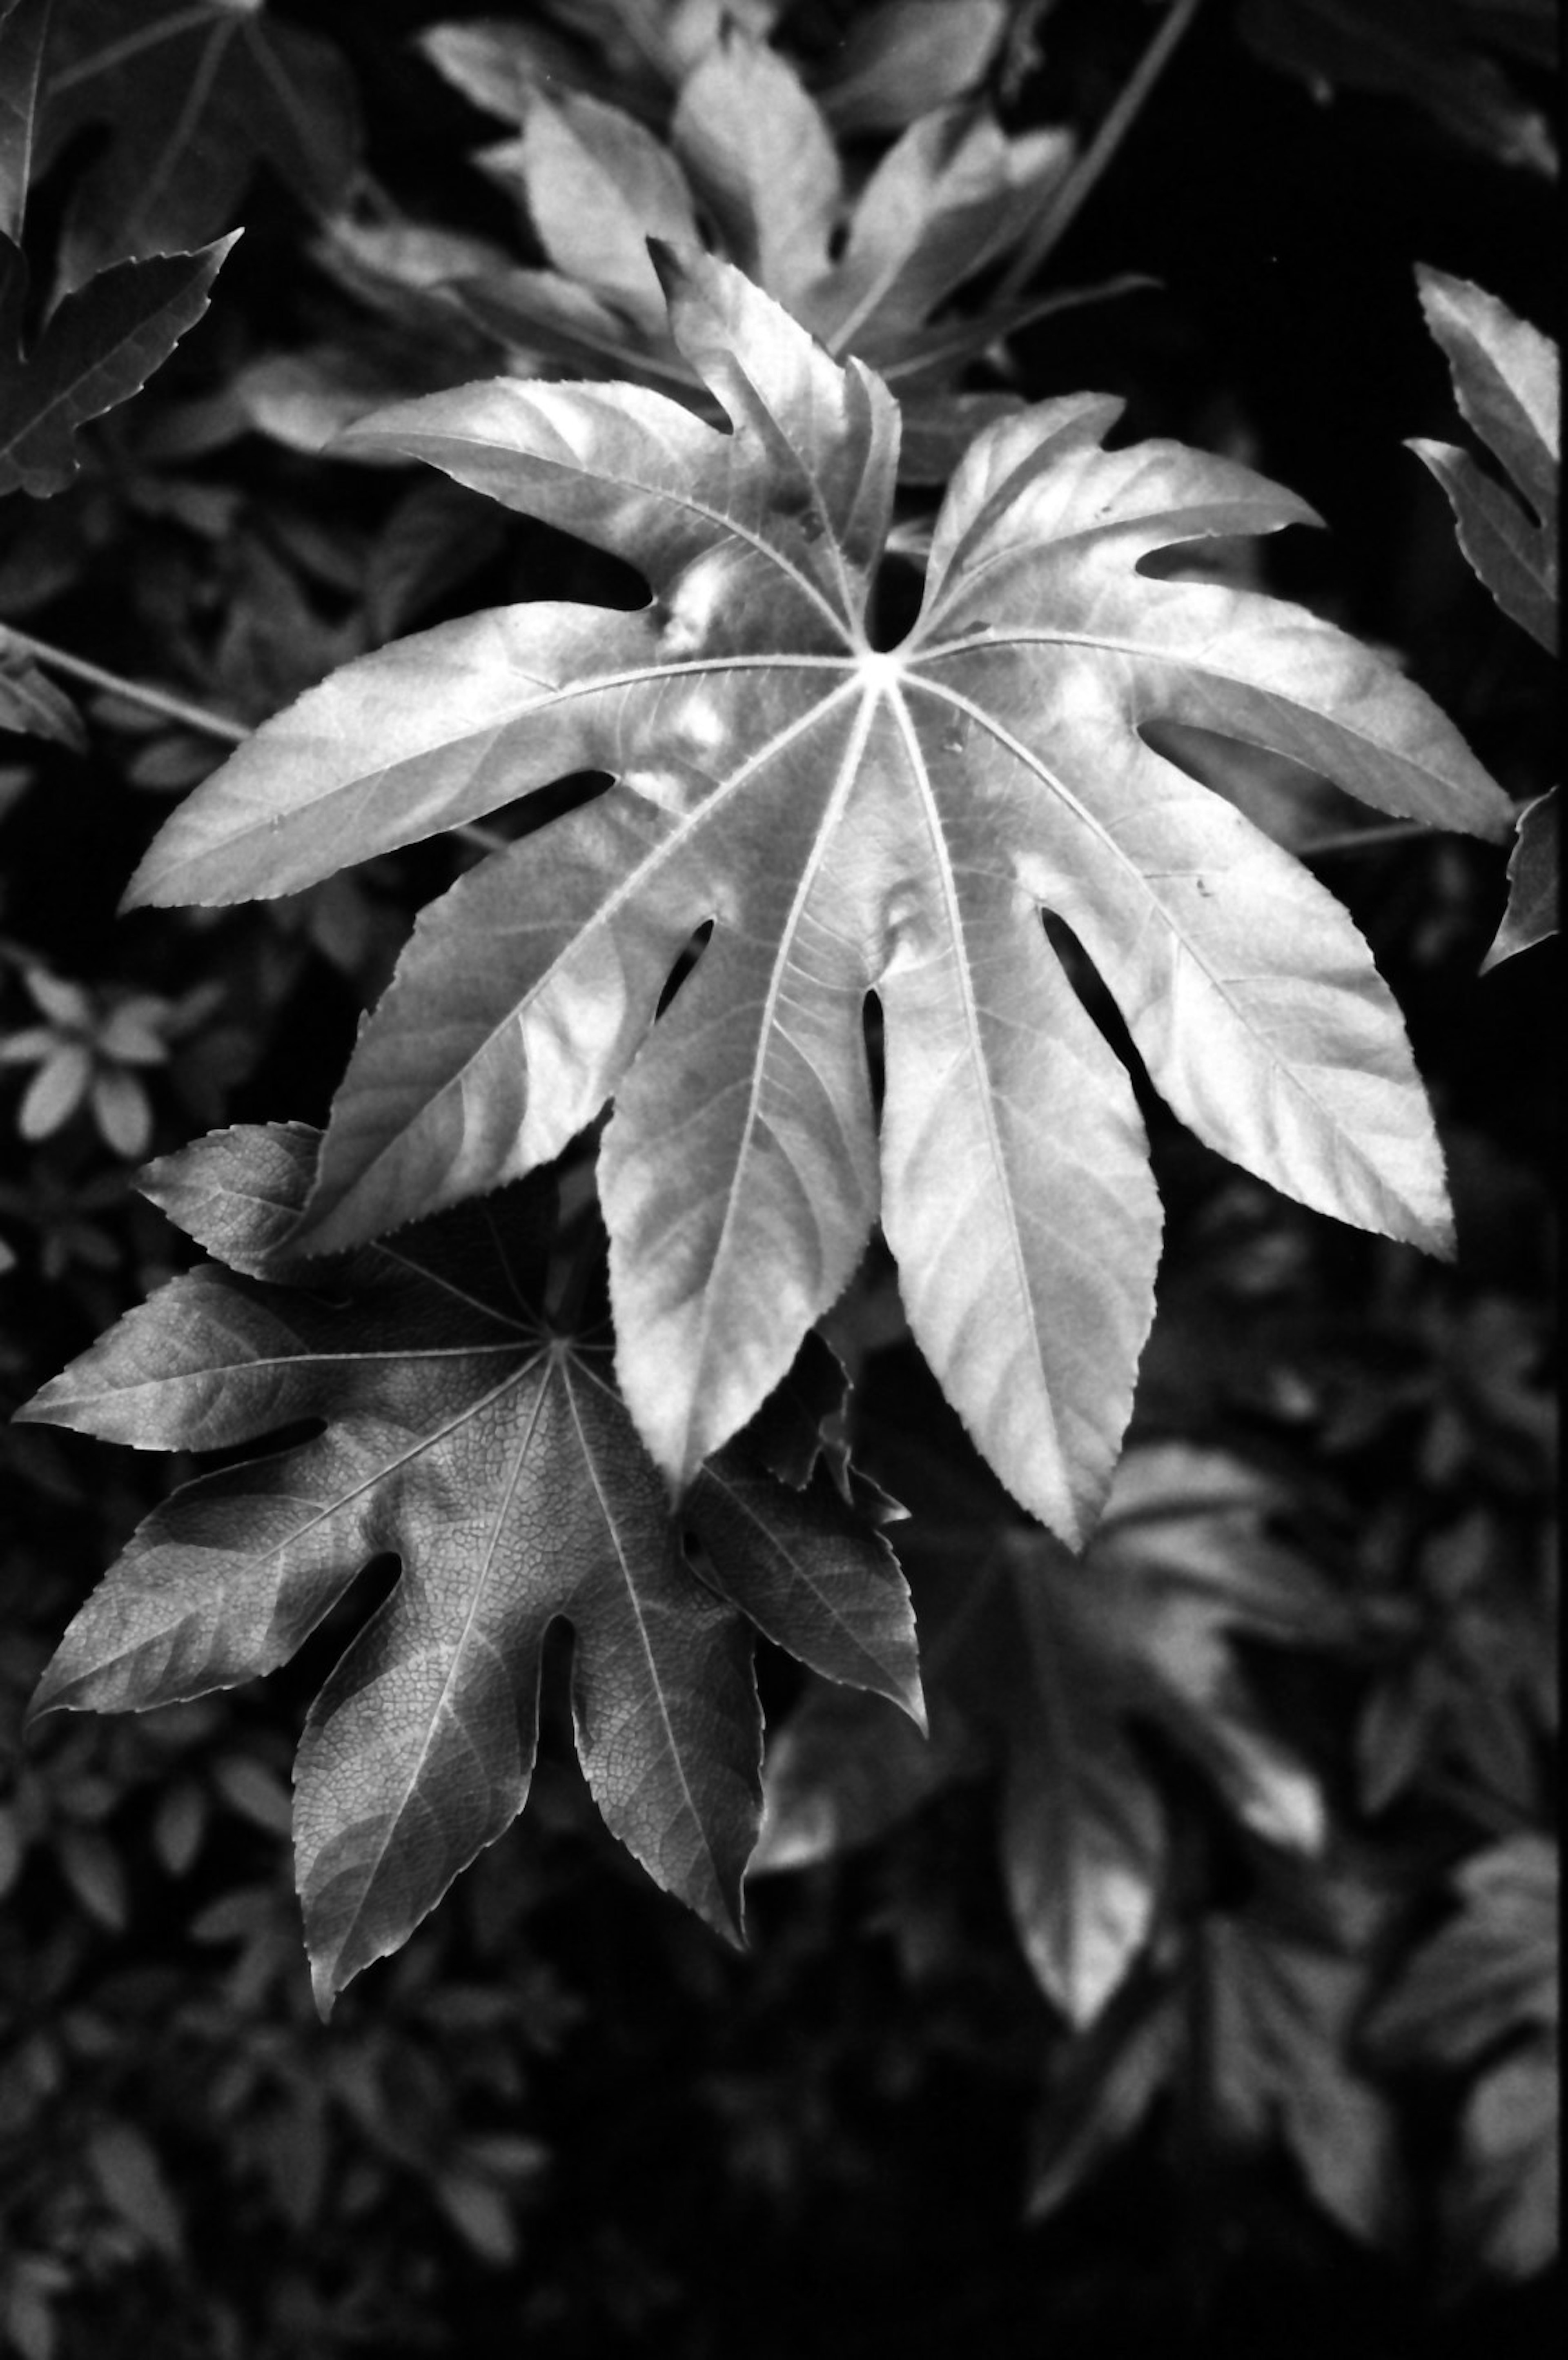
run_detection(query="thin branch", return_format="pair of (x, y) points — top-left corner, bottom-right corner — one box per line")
(1, 626), (510, 859)
(0, 624), (250, 744)
(1296, 821), (1434, 857)
(996, 0), (1205, 303)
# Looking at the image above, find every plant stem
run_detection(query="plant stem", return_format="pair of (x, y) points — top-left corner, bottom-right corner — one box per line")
(0, 624), (250, 744)
(996, 0), (1205, 301)
(1296, 821), (1433, 857)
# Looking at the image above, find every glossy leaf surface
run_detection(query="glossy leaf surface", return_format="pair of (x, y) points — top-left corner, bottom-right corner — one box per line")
(21, 1122), (920, 2007)
(125, 253), (1510, 1541)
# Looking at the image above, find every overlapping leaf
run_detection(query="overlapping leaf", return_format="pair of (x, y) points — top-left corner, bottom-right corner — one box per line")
(419, 1), (1013, 137)
(413, 22), (1079, 478)
(1024, 1863), (1403, 2238)
(0, 0), (52, 242)
(757, 1432), (1348, 2024)
(1409, 268), (1558, 971)
(1373, 1836), (1559, 2276)
(20, 1121), (920, 2008)
(37, 0), (360, 282)
(1412, 266), (1558, 654)
(0, 635), (84, 745)
(0, 231), (235, 497)
(123, 252), (1511, 1544)
(1483, 787), (1557, 971)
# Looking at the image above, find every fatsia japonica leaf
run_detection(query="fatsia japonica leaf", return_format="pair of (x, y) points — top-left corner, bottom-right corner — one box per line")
(36, 0), (360, 284)
(124, 252), (1511, 1545)
(1412, 266), (1558, 655)
(0, 231), (236, 497)
(19, 1122), (920, 2010)
(756, 1429), (1349, 2026)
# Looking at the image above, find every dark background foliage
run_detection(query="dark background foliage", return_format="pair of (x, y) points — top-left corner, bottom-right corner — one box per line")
(0, 2), (1557, 2353)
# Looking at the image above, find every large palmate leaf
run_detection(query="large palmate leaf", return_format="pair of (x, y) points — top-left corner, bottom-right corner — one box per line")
(0, 230), (235, 497)
(20, 1122), (920, 2008)
(756, 1428), (1346, 2024)
(37, 0), (360, 282)
(124, 252), (1511, 1545)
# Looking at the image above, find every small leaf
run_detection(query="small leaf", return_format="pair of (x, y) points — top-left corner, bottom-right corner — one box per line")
(150, 1778), (207, 1877)
(1412, 266), (1558, 652)
(491, 87), (700, 330)
(89, 1065), (152, 1160)
(814, 0), (1011, 132)
(0, 232), (237, 499)
(1373, 1835), (1558, 2064)
(1457, 2044), (1559, 2278)
(0, 0), (54, 243)
(0, 648), (86, 750)
(18, 1038), (90, 1137)
(1482, 787), (1557, 971)
(86, 2122), (184, 2258)
(433, 2172), (518, 2267)
(58, 1823), (127, 1928)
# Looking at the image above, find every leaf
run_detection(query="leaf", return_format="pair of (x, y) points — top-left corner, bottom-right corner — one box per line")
(1482, 787), (1557, 970)
(1374, 1836), (1559, 2278)
(37, 0), (359, 283)
(21, 1122), (919, 2006)
(1240, 0), (1557, 172)
(85, 2122), (184, 2259)
(486, 88), (702, 334)
(430, 23), (1078, 474)
(1373, 1835), (1558, 2065)
(0, 643), (85, 749)
(1198, 1879), (1401, 2243)
(124, 254), (1510, 1543)
(813, 0), (1012, 133)
(1454, 2042), (1559, 2277)
(1412, 267), (1558, 653)
(0, 0), (53, 243)
(758, 1426), (1345, 2023)
(0, 231), (236, 499)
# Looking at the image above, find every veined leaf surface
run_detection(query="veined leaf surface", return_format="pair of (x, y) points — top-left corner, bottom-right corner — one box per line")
(20, 1123), (919, 2007)
(125, 252), (1511, 1543)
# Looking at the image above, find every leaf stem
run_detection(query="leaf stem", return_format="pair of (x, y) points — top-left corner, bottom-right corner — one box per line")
(0, 625), (509, 857)
(0, 624), (250, 744)
(996, 0), (1205, 302)
(1296, 821), (1434, 857)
